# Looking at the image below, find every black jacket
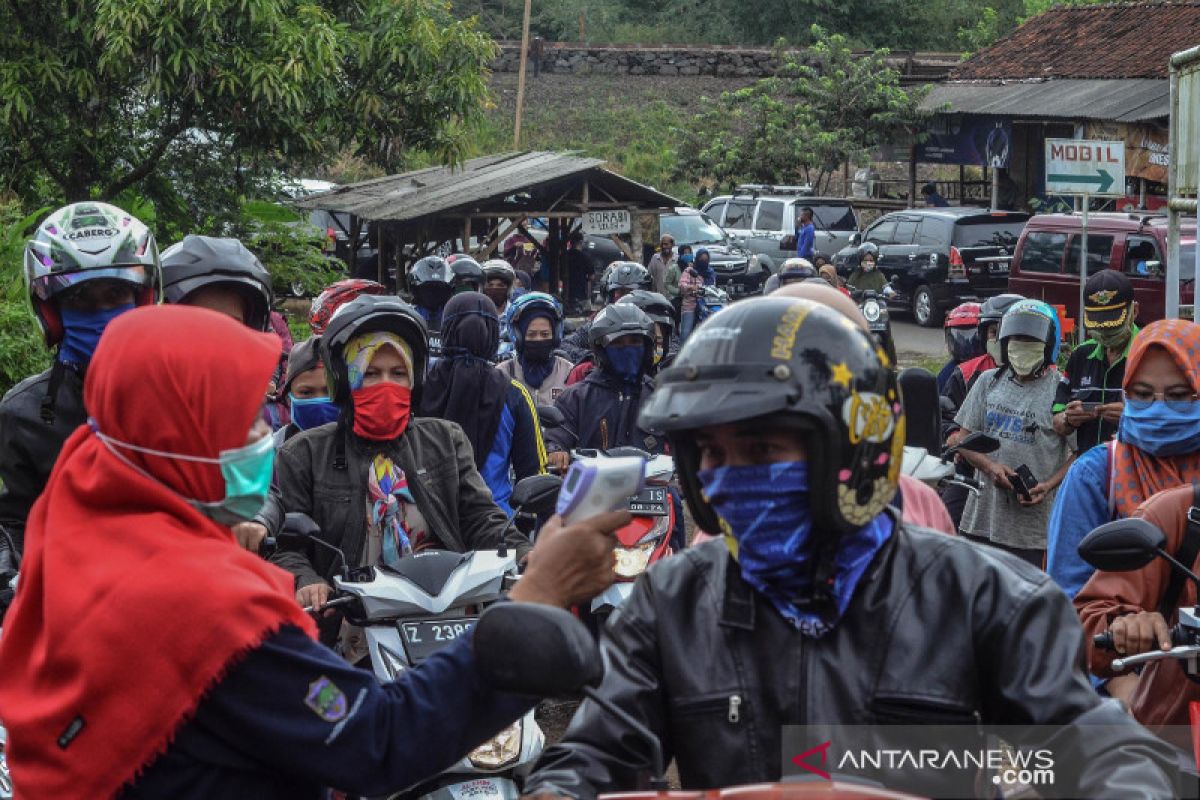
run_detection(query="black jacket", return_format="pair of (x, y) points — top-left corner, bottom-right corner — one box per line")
(546, 370), (662, 455)
(0, 363), (86, 553)
(268, 418), (530, 590)
(526, 524), (1176, 799)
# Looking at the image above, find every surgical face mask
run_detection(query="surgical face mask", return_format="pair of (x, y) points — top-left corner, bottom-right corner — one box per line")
(860, 259), (877, 272)
(91, 423), (276, 526)
(289, 394), (339, 431)
(1006, 340), (1045, 377)
(1120, 398), (1200, 456)
(986, 338), (1002, 365)
(58, 303), (135, 365)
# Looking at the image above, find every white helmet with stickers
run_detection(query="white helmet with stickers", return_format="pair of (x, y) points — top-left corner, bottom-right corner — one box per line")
(23, 202), (160, 347)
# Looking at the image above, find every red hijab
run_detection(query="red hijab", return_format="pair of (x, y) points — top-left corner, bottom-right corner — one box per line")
(0, 305), (316, 799)
(1111, 319), (1200, 517)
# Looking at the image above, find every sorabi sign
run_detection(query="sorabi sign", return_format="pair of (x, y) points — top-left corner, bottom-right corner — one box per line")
(581, 210), (631, 236)
(1044, 139), (1126, 196)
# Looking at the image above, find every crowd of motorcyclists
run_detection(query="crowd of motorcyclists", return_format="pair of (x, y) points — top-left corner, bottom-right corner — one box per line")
(1, 199), (1200, 798)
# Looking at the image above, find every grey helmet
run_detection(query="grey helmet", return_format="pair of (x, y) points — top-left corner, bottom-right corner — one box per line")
(160, 235), (273, 331)
(588, 302), (656, 377)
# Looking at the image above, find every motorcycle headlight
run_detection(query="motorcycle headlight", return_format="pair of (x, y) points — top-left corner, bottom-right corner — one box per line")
(862, 300), (882, 322)
(615, 541), (656, 578)
(469, 720), (523, 769)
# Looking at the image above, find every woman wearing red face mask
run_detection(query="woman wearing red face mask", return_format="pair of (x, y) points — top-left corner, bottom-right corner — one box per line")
(270, 296), (532, 626)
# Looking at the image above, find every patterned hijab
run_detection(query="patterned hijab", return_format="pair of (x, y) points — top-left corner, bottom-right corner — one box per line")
(341, 331), (419, 564)
(1111, 319), (1200, 516)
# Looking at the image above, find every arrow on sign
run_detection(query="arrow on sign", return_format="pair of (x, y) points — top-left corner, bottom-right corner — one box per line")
(1048, 169), (1115, 194)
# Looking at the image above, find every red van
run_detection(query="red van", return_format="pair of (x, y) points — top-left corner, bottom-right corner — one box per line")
(1008, 213), (1196, 323)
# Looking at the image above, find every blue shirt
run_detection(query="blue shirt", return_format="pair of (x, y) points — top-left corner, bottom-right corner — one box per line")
(481, 381), (548, 516)
(795, 223), (815, 259)
(1046, 444), (1111, 598)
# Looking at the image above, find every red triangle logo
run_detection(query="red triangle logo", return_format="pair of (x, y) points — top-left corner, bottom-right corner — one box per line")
(791, 740), (832, 780)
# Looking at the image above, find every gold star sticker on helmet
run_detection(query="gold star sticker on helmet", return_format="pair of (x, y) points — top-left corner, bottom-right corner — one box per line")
(831, 361), (853, 388)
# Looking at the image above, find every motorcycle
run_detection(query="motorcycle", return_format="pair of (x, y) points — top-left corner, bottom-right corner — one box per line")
(848, 280), (897, 367)
(510, 448), (677, 622)
(1082, 517), (1200, 782)
(275, 514), (543, 800)
(695, 285), (729, 325)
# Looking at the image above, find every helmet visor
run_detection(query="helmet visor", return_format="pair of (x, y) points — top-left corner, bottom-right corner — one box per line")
(31, 265), (153, 301)
(945, 328), (981, 362)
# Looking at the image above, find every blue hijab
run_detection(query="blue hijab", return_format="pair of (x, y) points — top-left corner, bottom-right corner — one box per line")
(694, 249), (716, 286)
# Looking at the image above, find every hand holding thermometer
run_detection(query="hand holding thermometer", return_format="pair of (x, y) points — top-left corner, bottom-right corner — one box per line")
(555, 456), (645, 524)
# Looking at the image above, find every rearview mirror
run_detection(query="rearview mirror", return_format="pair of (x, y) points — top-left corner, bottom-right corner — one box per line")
(511, 474), (563, 516)
(1078, 518), (1167, 573)
(280, 512), (321, 543)
(849, 232), (862, 246)
(473, 602), (601, 695)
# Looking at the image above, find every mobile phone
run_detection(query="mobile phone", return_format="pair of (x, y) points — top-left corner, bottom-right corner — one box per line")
(1079, 402), (1102, 412)
(1013, 465), (1038, 501)
(555, 456), (645, 524)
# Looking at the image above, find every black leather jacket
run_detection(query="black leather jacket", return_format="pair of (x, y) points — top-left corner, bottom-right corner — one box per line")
(527, 523), (1176, 799)
(0, 363), (86, 554)
(268, 418), (530, 590)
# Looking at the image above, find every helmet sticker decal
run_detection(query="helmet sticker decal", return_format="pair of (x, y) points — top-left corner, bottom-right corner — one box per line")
(842, 392), (895, 444)
(772, 303), (813, 360)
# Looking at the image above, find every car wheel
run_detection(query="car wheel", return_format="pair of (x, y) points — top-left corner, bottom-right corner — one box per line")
(912, 285), (943, 327)
(290, 280), (306, 298)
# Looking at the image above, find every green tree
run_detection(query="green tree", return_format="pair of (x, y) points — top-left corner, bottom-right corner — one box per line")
(0, 0), (495, 226)
(675, 29), (928, 194)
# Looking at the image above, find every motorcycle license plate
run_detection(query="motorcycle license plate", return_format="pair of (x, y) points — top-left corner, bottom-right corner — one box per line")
(628, 486), (669, 516)
(988, 262), (1008, 274)
(448, 778), (510, 800)
(399, 617), (476, 663)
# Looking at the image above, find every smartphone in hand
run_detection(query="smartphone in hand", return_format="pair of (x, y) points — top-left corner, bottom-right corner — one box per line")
(1012, 465), (1038, 501)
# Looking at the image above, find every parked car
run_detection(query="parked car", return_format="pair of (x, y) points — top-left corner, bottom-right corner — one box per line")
(1008, 212), (1196, 324)
(701, 188), (860, 266)
(832, 207), (1029, 327)
(585, 208), (767, 296)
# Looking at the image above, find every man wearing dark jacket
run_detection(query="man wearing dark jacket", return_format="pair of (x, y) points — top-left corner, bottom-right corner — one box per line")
(524, 296), (1176, 800)
(0, 202), (160, 554)
(545, 304), (662, 473)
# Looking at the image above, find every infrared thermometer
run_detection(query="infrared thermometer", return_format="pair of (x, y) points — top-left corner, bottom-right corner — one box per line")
(555, 456), (645, 524)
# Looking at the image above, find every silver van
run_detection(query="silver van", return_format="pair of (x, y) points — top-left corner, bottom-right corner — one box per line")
(701, 187), (860, 266)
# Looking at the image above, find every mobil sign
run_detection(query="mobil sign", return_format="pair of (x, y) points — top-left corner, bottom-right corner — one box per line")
(1045, 138), (1126, 196)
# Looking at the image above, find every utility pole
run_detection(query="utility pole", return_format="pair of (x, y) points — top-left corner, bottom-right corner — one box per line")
(513, 0), (533, 149)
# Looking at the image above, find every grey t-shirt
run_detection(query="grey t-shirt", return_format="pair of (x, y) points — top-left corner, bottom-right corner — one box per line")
(954, 367), (1072, 549)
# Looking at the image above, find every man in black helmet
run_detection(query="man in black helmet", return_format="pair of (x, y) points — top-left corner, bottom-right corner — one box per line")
(523, 296), (1176, 800)
(545, 303), (663, 473)
(559, 262), (652, 364)
(161, 235), (273, 331)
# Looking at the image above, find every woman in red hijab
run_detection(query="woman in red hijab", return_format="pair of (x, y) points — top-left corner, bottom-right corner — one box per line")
(0, 305), (621, 799)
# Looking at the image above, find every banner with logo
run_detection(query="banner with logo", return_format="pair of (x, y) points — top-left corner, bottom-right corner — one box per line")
(1086, 122), (1170, 184)
(916, 116), (1012, 167)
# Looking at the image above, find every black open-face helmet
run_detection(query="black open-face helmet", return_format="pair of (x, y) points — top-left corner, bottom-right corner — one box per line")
(160, 235), (273, 331)
(618, 289), (676, 338)
(603, 261), (652, 302)
(320, 294), (429, 409)
(447, 254), (484, 293)
(978, 293), (1024, 340)
(589, 302), (656, 378)
(640, 296), (904, 537)
(407, 256), (453, 311)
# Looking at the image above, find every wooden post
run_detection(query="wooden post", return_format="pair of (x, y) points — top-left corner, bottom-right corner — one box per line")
(548, 218), (562, 299)
(907, 145), (918, 209)
(513, 0), (533, 149)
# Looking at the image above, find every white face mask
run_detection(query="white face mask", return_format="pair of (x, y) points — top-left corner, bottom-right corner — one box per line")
(1007, 341), (1045, 377)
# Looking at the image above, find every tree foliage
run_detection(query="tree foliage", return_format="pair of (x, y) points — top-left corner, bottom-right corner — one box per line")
(0, 0), (495, 229)
(675, 29), (929, 194)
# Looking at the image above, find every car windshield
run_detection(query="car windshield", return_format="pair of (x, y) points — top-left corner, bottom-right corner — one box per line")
(808, 204), (858, 231)
(661, 213), (727, 246)
(952, 217), (1028, 248)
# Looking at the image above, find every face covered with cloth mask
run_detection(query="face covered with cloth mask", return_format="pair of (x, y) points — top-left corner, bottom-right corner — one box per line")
(343, 331), (416, 441)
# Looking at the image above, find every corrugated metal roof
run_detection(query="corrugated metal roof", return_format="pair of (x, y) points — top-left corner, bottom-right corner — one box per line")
(921, 79), (1169, 122)
(293, 151), (682, 221)
(952, 1), (1200, 81)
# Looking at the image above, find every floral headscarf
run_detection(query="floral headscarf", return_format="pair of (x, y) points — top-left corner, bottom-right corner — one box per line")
(342, 331), (414, 392)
